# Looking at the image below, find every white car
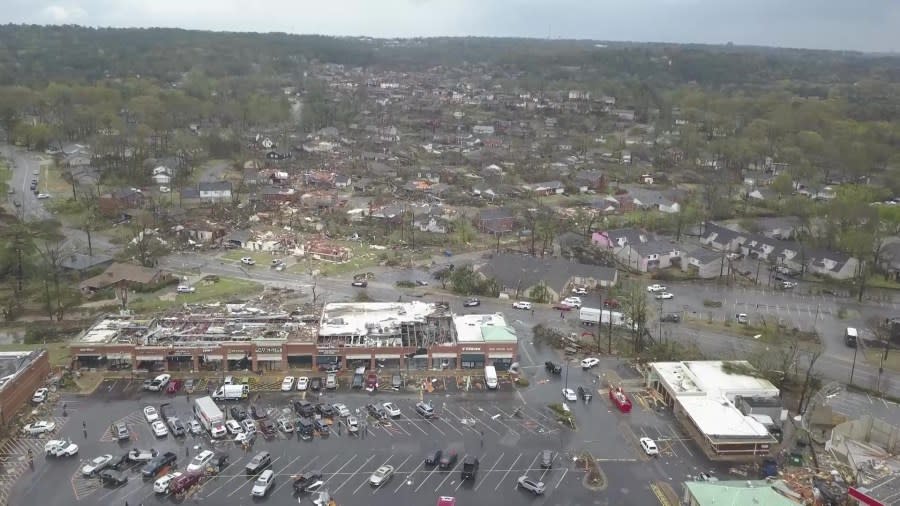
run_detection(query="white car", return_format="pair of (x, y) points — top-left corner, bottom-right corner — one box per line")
(517, 475), (546, 495)
(562, 296), (582, 308)
(22, 420), (56, 435)
(562, 388), (577, 402)
(176, 285), (195, 293)
(655, 292), (674, 300)
(332, 403), (351, 418)
(281, 376), (295, 391)
(572, 287), (587, 295)
(154, 471), (183, 493)
(189, 419), (203, 435)
(81, 454), (113, 476)
(187, 450), (215, 473)
(512, 301), (532, 310)
(369, 465), (394, 486)
(296, 376), (309, 391)
(32, 388), (49, 403)
(144, 406), (160, 423)
(251, 469), (275, 497)
(346, 416), (359, 434)
(44, 440), (78, 457)
(240, 257), (256, 265)
(241, 419), (257, 434)
(151, 420), (169, 437)
(580, 357), (600, 369)
(225, 419), (243, 435)
(382, 402), (401, 418)
(36, 193), (51, 199)
(640, 437), (659, 456)
(158, 186), (171, 194)
(647, 284), (667, 293)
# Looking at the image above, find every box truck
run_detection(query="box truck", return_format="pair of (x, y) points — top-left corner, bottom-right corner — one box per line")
(193, 396), (227, 438)
(484, 365), (498, 389)
(211, 384), (249, 401)
(579, 307), (628, 326)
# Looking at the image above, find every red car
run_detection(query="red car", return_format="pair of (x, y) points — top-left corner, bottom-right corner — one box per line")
(165, 380), (182, 394)
(552, 303), (574, 311)
(169, 471), (202, 495)
(603, 299), (620, 309)
(366, 372), (378, 391)
(438, 497), (456, 506)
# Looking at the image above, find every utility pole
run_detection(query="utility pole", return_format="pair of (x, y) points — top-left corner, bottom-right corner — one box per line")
(849, 344), (859, 385)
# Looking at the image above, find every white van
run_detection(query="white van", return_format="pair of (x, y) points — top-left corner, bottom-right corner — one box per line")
(484, 365), (498, 389)
(845, 327), (858, 347)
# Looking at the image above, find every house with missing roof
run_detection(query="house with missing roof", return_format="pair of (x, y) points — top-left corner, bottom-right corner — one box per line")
(592, 228), (685, 273)
(478, 253), (617, 302)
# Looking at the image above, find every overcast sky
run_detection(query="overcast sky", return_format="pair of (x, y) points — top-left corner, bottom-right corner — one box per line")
(3, 0), (899, 53)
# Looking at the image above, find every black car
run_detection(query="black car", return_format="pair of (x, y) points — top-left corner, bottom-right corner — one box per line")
(366, 403), (387, 420)
(309, 377), (322, 391)
(293, 400), (315, 418)
(540, 450), (553, 469)
(230, 406), (248, 422)
(660, 313), (681, 323)
(250, 404), (266, 420)
(391, 373), (403, 390)
(424, 449), (442, 466)
(296, 417), (314, 440)
(577, 385), (593, 402)
(351, 280), (368, 288)
(463, 298), (481, 307)
(259, 419), (276, 438)
(159, 402), (175, 420)
(293, 471), (323, 493)
(545, 361), (562, 374)
(99, 469), (128, 487)
(439, 450), (458, 469)
(314, 419), (329, 436)
(110, 453), (131, 471)
(461, 456), (479, 480)
(315, 403), (334, 418)
(245, 451), (271, 475)
(141, 451), (177, 478)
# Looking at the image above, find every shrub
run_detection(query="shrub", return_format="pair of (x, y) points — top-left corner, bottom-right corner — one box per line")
(395, 280), (416, 288)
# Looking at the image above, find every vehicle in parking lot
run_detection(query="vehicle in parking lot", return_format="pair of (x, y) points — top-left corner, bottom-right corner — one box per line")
(391, 373), (403, 389)
(463, 298), (480, 307)
(296, 376), (309, 391)
(552, 302), (574, 311)
(314, 419), (330, 435)
(251, 469), (275, 496)
(281, 376), (295, 391)
(640, 437), (659, 456)
(225, 420), (243, 435)
(296, 417), (314, 440)
(655, 292), (674, 300)
(581, 357), (600, 369)
(366, 403), (387, 420)
(36, 193), (51, 199)
(229, 405), (248, 421)
(425, 449), (442, 466)
(32, 388), (49, 403)
(141, 451), (177, 478)
(176, 285), (195, 293)
(545, 361), (562, 374)
(540, 450), (553, 468)
(167, 417), (186, 437)
(577, 385), (593, 402)
(294, 400), (315, 418)
(241, 418), (257, 433)
(189, 419), (202, 435)
(416, 401), (435, 418)
(111, 422), (130, 440)
(572, 287), (587, 295)
(187, 450), (215, 472)
(369, 465), (394, 486)
(127, 448), (158, 462)
(438, 497), (456, 506)
(168, 471), (201, 495)
(562, 388), (577, 402)
(151, 420), (169, 437)
(562, 296), (582, 308)
(660, 312), (681, 323)
(99, 468), (128, 487)
(382, 402), (401, 417)
(512, 301), (532, 310)
(82, 454), (114, 476)
(240, 257), (256, 265)
(315, 403), (335, 418)
(44, 440), (78, 457)
(517, 476), (546, 495)
(351, 371), (365, 389)
(277, 417), (294, 432)
(153, 471), (183, 494)
(647, 284), (667, 293)
(147, 374), (171, 391)
(292, 471), (323, 493)
(245, 451), (271, 475)
(258, 418), (276, 438)
(310, 376), (322, 391)
(109, 452), (132, 470)
(346, 416), (359, 435)
(365, 372), (378, 391)
(23, 420), (56, 435)
(439, 449), (458, 469)
(332, 403), (351, 417)
(460, 456), (479, 480)
(325, 372), (337, 389)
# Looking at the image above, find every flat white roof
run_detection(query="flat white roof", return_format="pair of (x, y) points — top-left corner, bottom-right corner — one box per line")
(679, 395), (771, 438)
(452, 313), (509, 343)
(320, 301), (436, 337)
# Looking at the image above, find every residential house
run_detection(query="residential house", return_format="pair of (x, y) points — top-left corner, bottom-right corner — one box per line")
(305, 171), (336, 188)
(224, 229), (252, 249)
(700, 222), (747, 252)
(472, 125), (495, 135)
(260, 186), (297, 205)
(754, 217), (801, 240)
(572, 170), (606, 193)
(618, 239), (683, 272)
(198, 181), (233, 202)
(59, 253), (114, 276)
(523, 181), (565, 196)
(879, 240), (900, 281)
(183, 221), (227, 244)
(476, 207), (516, 234)
(591, 228), (648, 250)
(242, 168), (260, 186)
(334, 174), (351, 189)
(627, 188), (681, 214)
(478, 253), (617, 301)
(98, 188), (145, 217)
(684, 248), (728, 279)
(806, 249), (859, 280)
(79, 262), (171, 295)
(305, 240), (351, 263)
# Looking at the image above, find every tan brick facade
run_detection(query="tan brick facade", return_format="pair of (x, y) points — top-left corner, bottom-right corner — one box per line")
(0, 351), (50, 426)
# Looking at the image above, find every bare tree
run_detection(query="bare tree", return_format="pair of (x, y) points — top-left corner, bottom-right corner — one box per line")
(622, 283), (649, 353)
(797, 346), (824, 413)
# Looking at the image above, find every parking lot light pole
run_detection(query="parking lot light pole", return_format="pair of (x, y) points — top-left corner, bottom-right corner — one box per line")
(564, 360), (569, 391)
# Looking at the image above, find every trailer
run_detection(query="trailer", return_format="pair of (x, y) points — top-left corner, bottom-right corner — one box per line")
(579, 307), (628, 327)
(608, 386), (633, 413)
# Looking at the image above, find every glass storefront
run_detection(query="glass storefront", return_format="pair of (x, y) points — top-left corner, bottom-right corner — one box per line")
(460, 353), (485, 369)
(346, 357), (370, 370)
(431, 357), (457, 370)
(317, 355), (340, 371)
(166, 355), (193, 371)
(287, 355), (313, 369)
(490, 358), (513, 371)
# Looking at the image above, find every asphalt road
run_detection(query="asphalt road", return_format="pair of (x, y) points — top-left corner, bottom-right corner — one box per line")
(1, 144), (53, 221)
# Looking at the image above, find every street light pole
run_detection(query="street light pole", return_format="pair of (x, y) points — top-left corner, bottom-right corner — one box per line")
(564, 360), (569, 391)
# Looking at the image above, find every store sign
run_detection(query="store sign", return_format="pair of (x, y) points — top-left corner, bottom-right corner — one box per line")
(318, 348), (338, 354)
(257, 347), (282, 354)
(486, 346), (513, 352)
(461, 347), (482, 352)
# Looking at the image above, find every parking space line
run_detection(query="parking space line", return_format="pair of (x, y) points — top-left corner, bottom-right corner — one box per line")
(429, 419), (448, 436)
(389, 418), (412, 436)
(226, 456), (281, 497)
(414, 465), (439, 492)
(402, 415), (429, 435)
(439, 417), (464, 436)
(434, 455), (463, 492)
(474, 452), (504, 491)
(322, 454), (358, 486)
(458, 406), (503, 436)
(196, 454), (246, 497)
(455, 452), (486, 491)
(496, 453), (522, 491)
(395, 459), (424, 492)
(272, 454), (325, 494)
(355, 456), (391, 494)
(555, 468), (568, 488)
(333, 455), (374, 493)
(377, 455), (411, 495)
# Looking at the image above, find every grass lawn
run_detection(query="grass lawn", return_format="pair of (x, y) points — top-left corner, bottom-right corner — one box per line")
(0, 160), (10, 194)
(0, 342), (71, 368)
(862, 346), (900, 372)
(221, 250), (283, 265)
(129, 277), (263, 313)
(288, 242), (383, 277)
(684, 317), (820, 346)
(866, 275), (900, 291)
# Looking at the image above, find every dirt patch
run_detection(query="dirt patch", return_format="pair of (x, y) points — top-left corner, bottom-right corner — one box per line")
(575, 452), (607, 491)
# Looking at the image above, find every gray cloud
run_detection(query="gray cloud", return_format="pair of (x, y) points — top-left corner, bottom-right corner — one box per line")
(2, 0), (898, 52)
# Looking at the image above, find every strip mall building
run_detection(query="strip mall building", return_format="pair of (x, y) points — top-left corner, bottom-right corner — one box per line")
(70, 302), (518, 373)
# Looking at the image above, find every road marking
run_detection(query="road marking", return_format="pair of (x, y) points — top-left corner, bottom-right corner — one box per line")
(333, 455), (374, 492)
(555, 466), (568, 488)
(496, 453), (522, 491)
(355, 456), (391, 494)
(226, 455), (281, 497)
(474, 452), (504, 491)
(394, 459), (423, 492)
(199, 454), (246, 497)
(429, 419), (447, 436)
(390, 417), (412, 436)
(413, 465), (439, 492)
(377, 455), (411, 495)
(402, 415), (428, 435)
(434, 455), (462, 492)
(272, 454), (325, 494)
(322, 454), (358, 485)
(458, 406), (503, 436)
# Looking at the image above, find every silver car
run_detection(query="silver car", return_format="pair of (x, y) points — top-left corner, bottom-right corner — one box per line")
(517, 475), (545, 495)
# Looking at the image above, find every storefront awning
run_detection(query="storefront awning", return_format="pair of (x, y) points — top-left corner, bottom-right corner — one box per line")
(105, 353), (131, 360)
(257, 354), (282, 361)
(227, 353), (247, 360)
(374, 354), (400, 359)
(75, 353), (101, 358)
(430, 352), (457, 358)
(135, 355), (164, 361)
(346, 354), (371, 360)
(488, 353), (514, 359)
(204, 355), (222, 361)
